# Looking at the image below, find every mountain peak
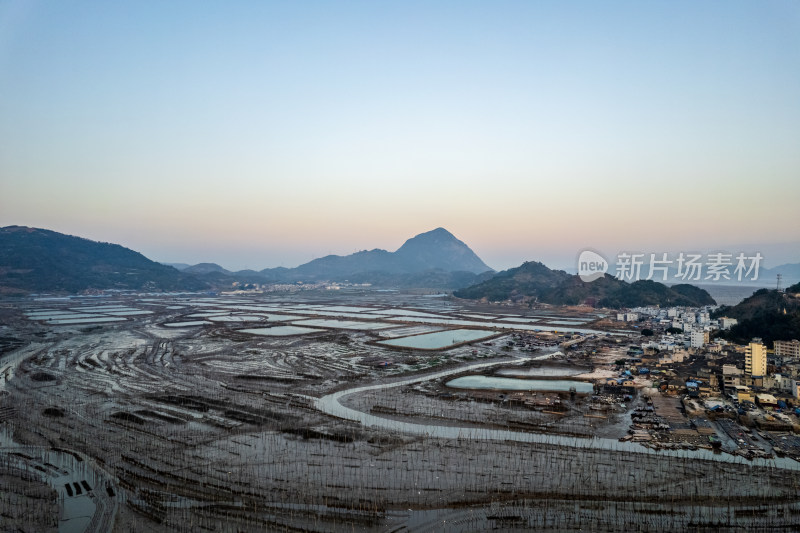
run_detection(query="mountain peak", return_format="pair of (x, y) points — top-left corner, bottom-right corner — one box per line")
(425, 227), (454, 236)
(394, 228), (493, 274)
(401, 227), (456, 243)
(183, 262), (231, 275)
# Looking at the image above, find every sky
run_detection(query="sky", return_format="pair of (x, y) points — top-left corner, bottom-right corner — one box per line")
(1, 1), (799, 272)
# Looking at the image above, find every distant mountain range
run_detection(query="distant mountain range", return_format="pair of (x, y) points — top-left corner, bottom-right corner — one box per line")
(453, 261), (716, 308)
(0, 226), (493, 294)
(763, 264), (800, 286)
(166, 227), (494, 288)
(0, 225), (736, 308)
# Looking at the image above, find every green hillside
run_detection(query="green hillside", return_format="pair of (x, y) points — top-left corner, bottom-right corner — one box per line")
(713, 287), (800, 347)
(454, 262), (716, 308)
(0, 226), (208, 294)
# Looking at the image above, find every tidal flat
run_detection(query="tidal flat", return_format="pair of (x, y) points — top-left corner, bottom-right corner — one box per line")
(1, 290), (799, 532)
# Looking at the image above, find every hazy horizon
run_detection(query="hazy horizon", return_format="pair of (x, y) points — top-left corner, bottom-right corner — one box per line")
(150, 228), (797, 274)
(2, 2), (798, 273)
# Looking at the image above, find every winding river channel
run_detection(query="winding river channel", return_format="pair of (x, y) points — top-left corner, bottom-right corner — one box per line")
(314, 355), (800, 472)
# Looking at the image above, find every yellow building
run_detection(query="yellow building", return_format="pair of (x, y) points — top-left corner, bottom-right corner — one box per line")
(745, 338), (767, 377)
(736, 386), (754, 403)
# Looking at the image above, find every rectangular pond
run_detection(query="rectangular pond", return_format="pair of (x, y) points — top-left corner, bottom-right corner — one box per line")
(46, 317), (128, 325)
(218, 305), (287, 312)
(260, 314), (306, 322)
(25, 310), (78, 317)
(496, 366), (587, 377)
(292, 319), (396, 330)
(26, 313), (100, 321)
(238, 326), (324, 336)
(538, 319), (593, 325)
(164, 321), (210, 327)
(68, 306), (132, 311)
(311, 306), (378, 313)
(377, 328), (496, 350)
(291, 310), (389, 320)
(394, 316), (613, 335)
(207, 315), (265, 322)
(378, 326), (444, 338)
(372, 309), (447, 318)
(446, 376), (594, 394)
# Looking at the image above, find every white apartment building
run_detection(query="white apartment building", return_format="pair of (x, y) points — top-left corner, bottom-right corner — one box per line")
(690, 330), (707, 348)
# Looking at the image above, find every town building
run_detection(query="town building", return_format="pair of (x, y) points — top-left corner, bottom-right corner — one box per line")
(690, 330), (708, 348)
(722, 364), (744, 389)
(745, 338), (767, 377)
(774, 339), (800, 360)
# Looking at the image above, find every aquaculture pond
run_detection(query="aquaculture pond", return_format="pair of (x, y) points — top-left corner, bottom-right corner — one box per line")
(239, 326), (323, 336)
(292, 319), (395, 330)
(377, 329), (496, 350)
(372, 309), (447, 318)
(207, 315), (264, 322)
(164, 321), (210, 327)
(446, 376), (594, 394)
(539, 319), (593, 325)
(45, 317), (128, 325)
(496, 366), (587, 377)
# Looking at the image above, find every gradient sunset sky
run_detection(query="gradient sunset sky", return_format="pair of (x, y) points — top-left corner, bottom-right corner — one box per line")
(1, 1), (798, 271)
